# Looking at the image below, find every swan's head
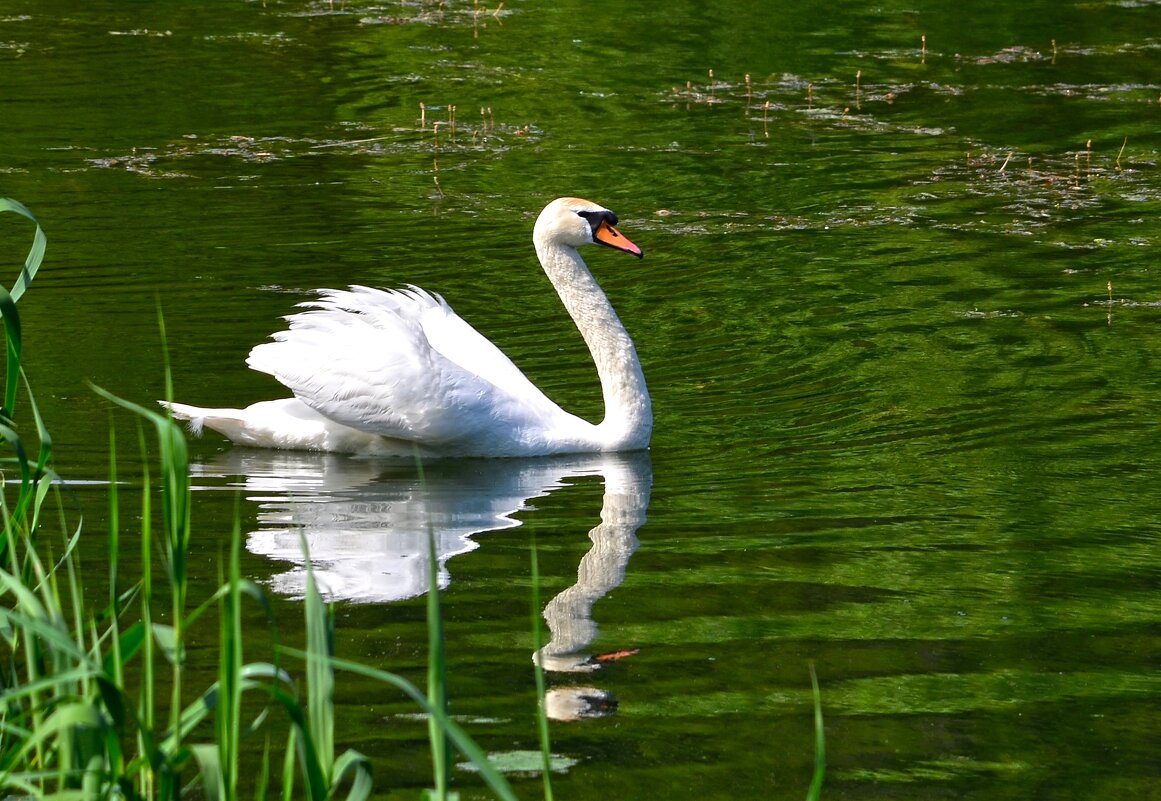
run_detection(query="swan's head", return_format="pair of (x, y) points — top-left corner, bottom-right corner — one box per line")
(534, 197), (644, 259)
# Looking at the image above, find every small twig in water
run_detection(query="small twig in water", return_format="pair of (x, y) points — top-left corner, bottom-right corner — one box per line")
(1116, 136), (1127, 170)
(921, 34), (927, 63)
(479, 106), (491, 140)
(432, 157), (444, 199)
(998, 152), (1013, 173)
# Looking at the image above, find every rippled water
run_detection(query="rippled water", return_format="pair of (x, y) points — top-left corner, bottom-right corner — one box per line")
(3, 1), (1160, 799)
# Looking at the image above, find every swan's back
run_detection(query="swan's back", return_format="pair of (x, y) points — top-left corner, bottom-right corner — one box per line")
(247, 286), (589, 455)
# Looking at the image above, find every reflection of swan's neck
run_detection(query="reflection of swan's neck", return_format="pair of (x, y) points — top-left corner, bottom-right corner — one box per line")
(535, 239), (652, 450)
(537, 458), (651, 673)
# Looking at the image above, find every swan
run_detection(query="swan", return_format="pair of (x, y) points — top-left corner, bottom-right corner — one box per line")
(162, 197), (651, 458)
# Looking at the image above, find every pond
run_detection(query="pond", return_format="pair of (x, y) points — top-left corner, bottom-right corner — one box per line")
(2, 0), (1160, 798)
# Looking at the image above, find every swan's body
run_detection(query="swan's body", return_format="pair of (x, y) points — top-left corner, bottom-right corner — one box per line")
(164, 197), (651, 457)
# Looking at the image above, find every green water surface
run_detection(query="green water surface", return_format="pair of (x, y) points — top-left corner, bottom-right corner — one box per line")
(2, 1), (1159, 799)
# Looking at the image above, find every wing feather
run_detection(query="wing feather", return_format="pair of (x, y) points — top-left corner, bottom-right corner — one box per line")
(247, 286), (566, 449)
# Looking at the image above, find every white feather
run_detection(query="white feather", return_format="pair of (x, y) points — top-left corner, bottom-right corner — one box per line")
(165, 197), (652, 457)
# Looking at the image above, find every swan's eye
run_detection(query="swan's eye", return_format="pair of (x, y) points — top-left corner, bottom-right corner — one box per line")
(577, 209), (618, 236)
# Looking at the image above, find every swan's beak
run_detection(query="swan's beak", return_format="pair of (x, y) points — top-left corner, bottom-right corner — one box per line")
(594, 220), (644, 259)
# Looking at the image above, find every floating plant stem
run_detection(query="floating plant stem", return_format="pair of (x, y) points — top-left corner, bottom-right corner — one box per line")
(998, 151), (1013, 173)
(432, 122), (445, 198)
(708, 68), (716, 103)
(420, 102), (427, 129)
(1116, 136), (1127, 170)
(921, 34), (927, 63)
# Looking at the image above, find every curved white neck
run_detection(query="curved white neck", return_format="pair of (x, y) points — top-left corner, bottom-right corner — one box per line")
(534, 238), (652, 450)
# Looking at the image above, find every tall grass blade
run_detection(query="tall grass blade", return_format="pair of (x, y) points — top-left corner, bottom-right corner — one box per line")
(0, 196), (43, 431)
(253, 734), (273, 801)
(281, 729), (297, 801)
(135, 422), (156, 801)
(806, 662), (826, 801)
(317, 653), (519, 801)
(91, 383), (192, 779)
(0, 198), (43, 577)
(416, 453), (453, 801)
(0, 197), (46, 304)
(0, 285), (22, 418)
(295, 533), (373, 800)
(301, 545), (334, 775)
(302, 535), (336, 789)
(216, 510), (245, 799)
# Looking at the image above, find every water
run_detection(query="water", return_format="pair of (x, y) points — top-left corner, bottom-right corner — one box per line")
(3, 1), (1160, 798)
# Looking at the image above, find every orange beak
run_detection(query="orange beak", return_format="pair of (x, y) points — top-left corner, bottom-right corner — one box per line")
(594, 219), (644, 259)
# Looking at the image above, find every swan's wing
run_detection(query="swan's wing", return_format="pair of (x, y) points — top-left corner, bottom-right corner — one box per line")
(401, 286), (552, 403)
(247, 286), (560, 446)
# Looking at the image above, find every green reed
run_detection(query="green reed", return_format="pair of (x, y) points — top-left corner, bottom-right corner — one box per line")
(0, 199), (518, 800)
(806, 662), (825, 801)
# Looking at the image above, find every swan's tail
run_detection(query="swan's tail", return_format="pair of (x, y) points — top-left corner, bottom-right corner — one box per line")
(158, 400), (210, 436)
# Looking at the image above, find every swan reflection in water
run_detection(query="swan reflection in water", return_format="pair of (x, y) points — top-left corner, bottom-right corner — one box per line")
(190, 449), (652, 720)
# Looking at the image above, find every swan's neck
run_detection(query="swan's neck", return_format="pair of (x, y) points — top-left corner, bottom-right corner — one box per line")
(535, 239), (652, 449)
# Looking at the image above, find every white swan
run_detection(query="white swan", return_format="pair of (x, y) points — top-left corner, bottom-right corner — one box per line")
(163, 197), (651, 457)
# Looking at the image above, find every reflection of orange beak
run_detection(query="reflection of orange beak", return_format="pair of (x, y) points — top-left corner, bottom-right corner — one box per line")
(594, 220), (644, 259)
